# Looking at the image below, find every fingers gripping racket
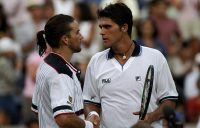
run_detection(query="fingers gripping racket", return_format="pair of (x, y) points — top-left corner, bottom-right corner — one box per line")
(139, 65), (154, 120)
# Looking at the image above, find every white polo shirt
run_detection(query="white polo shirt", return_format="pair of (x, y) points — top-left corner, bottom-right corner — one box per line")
(32, 53), (84, 128)
(83, 41), (178, 128)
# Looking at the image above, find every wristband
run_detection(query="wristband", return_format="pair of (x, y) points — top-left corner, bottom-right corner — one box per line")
(88, 111), (99, 118)
(84, 120), (93, 128)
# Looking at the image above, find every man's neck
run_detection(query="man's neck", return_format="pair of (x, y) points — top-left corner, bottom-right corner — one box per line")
(52, 48), (72, 62)
(112, 37), (133, 55)
(112, 38), (135, 65)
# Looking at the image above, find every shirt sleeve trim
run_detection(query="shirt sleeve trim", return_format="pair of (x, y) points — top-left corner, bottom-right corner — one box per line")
(75, 109), (84, 116)
(159, 96), (178, 104)
(31, 103), (38, 113)
(53, 105), (72, 113)
(84, 100), (101, 107)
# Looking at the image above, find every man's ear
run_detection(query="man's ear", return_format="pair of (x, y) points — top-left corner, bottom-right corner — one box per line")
(61, 35), (69, 45)
(121, 24), (128, 32)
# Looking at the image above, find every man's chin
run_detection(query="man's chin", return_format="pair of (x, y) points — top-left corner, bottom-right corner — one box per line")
(103, 43), (111, 48)
(74, 48), (81, 53)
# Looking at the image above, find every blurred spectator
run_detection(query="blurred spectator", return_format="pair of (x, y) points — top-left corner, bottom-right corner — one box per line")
(24, 0), (46, 54)
(189, 37), (200, 61)
(0, 0), (30, 27)
(22, 51), (43, 122)
(52, 0), (75, 16)
(184, 53), (200, 100)
(137, 0), (152, 10)
(167, 0), (200, 41)
(168, 41), (193, 88)
(1, 0), (34, 55)
(168, 41), (193, 123)
(43, 1), (55, 20)
(136, 18), (167, 57)
(136, 0), (152, 19)
(73, 2), (96, 48)
(150, 0), (181, 56)
(186, 76), (200, 122)
(0, 4), (22, 124)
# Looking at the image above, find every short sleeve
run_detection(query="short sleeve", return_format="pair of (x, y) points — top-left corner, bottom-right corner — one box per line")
(83, 59), (101, 106)
(156, 58), (178, 103)
(49, 74), (75, 117)
(31, 85), (38, 113)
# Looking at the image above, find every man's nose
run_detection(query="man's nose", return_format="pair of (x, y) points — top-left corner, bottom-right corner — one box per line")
(80, 34), (84, 40)
(100, 28), (105, 35)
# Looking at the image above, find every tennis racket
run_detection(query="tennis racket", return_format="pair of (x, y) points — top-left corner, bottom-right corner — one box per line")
(139, 65), (154, 120)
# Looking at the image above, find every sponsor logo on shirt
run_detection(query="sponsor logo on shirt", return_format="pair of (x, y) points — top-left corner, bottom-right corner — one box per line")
(67, 96), (72, 104)
(102, 78), (111, 84)
(90, 96), (95, 101)
(135, 76), (141, 81)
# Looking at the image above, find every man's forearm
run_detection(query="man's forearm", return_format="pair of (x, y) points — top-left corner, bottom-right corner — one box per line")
(149, 100), (176, 122)
(55, 113), (93, 128)
(84, 103), (101, 128)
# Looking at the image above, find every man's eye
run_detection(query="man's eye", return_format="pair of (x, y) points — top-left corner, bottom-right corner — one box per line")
(104, 25), (111, 29)
(77, 30), (80, 35)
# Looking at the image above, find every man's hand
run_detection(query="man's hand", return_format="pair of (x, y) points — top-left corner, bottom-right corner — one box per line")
(133, 111), (154, 124)
(86, 114), (100, 128)
(142, 112), (155, 123)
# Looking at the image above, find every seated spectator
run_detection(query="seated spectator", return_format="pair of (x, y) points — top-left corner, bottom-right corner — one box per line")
(136, 18), (167, 57)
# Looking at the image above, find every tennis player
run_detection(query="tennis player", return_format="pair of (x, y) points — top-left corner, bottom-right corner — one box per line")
(83, 3), (178, 128)
(31, 14), (95, 128)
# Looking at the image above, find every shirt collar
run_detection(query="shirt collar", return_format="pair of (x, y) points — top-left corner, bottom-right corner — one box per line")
(107, 40), (142, 59)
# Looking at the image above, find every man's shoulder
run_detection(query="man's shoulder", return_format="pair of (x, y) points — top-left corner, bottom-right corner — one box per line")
(88, 49), (110, 67)
(141, 46), (163, 57)
(91, 49), (109, 60)
(140, 46), (166, 65)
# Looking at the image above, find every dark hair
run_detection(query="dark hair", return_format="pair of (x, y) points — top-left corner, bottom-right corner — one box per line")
(97, 2), (133, 37)
(75, 2), (95, 21)
(37, 14), (74, 56)
(136, 18), (158, 38)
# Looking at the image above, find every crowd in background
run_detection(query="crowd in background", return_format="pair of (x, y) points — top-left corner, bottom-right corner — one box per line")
(0, 0), (200, 127)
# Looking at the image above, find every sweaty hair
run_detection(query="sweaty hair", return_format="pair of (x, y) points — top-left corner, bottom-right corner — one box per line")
(97, 2), (133, 37)
(36, 14), (74, 56)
